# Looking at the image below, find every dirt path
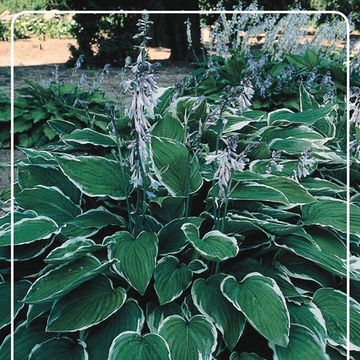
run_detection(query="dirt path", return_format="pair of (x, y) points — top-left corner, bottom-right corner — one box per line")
(0, 39), (192, 97)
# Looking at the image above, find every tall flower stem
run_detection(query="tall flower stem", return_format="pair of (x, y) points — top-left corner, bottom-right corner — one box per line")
(115, 136), (133, 234)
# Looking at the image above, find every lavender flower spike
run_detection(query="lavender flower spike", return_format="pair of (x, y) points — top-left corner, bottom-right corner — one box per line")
(206, 136), (247, 204)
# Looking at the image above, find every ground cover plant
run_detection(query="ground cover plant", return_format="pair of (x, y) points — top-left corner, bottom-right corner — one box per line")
(1, 10), (360, 360)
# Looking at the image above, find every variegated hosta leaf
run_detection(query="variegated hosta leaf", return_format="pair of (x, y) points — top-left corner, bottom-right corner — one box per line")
(47, 276), (126, 332)
(151, 136), (203, 196)
(61, 128), (117, 147)
(192, 273), (245, 351)
(181, 223), (238, 262)
(302, 199), (360, 236)
(28, 337), (88, 360)
(0, 216), (58, 247)
(269, 324), (329, 360)
(230, 352), (266, 360)
(23, 255), (109, 303)
(108, 331), (171, 360)
(313, 288), (360, 351)
(17, 163), (81, 203)
(146, 302), (183, 333)
(0, 322), (54, 360)
(85, 299), (144, 360)
(158, 217), (204, 255)
(0, 281), (31, 330)
(15, 185), (81, 224)
(267, 103), (335, 126)
(57, 155), (131, 200)
(45, 238), (104, 264)
(158, 315), (217, 360)
(288, 302), (327, 342)
(221, 272), (290, 346)
(154, 255), (193, 304)
(107, 231), (158, 294)
(65, 207), (125, 230)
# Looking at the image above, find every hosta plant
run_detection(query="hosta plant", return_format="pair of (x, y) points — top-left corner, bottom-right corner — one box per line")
(1, 12), (359, 360)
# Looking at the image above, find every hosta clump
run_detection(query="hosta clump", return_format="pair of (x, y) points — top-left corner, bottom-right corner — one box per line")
(1, 15), (360, 360)
(184, 12), (346, 113)
(0, 65), (117, 148)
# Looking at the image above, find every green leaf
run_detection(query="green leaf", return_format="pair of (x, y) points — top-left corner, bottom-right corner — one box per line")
(159, 315), (217, 360)
(154, 255), (192, 304)
(151, 136), (203, 196)
(302, 200), (360, 235)
(16, 186), (81, 224)
(0, 322), (54, 360)
(27, 302), (53, 326)
(108, 231), (158, 294)
(182, 223), (238, 262)
(146, 302), (182, 333)
(28, 337), (88, 360)
(230, 352), (265, 360)
(299, 83), (319, 111)
(155, 87), (175, 116)
(48, 119), (77, 135)
(57, 155), (131, 200)
(24, 255), (109, 303)
(269, 324), (329, 360)
(221, 273), (290, 346)
(288, 302), (327, 342)
(268, 104), (334, 126)
(62, 128), (116, 147)
(256, 176), (315, 205)
(274, 230), (347, 278)
(85, 299), (144, 360)
(108, 332), (170, 360)
(152, 113), (184, 142)
(192, 274), (245, 351)
(66, 207), (124, 229)
(313, 288), (360, 351)
(17, 163), (81, 203)
(47, 276), (126, 332)
(158, 217), (204, 255)
(0, 216), (58, 247)
(228, 183), (289, 205)
(0, 281), (31, 330)
(45, 238), (104, 264)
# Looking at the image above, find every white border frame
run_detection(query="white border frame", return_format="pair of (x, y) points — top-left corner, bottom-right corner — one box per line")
(9, 9), (350, 359)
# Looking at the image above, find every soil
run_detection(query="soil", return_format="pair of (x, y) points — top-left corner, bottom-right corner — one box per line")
(0, 38), (193, 97)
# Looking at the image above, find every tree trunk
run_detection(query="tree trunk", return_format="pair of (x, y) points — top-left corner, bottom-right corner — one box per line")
(162, 0), (201, 61)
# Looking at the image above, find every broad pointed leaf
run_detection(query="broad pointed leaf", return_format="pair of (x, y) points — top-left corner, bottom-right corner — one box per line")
(28, 337), (88, 360)
(269, 324), (329, 360)
(0, 216), (58, 247)
(182, 223), (238, 262)
(107, 231), (158, 294)
(47, 276), (126, 332)
(154, 255), (192, 304)
(221, 273), (290, 346)
(57, 155), (131, 200)
(24, 255), (109, 303)
(108, 331), (170, 360)
(151, 136), (203, 196)
(159, 315), (217, 360)
(85, 299), (144, 360)
(313, 288), (360, 351)
(16, 185), (81, 224)
(192, 273), (245, 351)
